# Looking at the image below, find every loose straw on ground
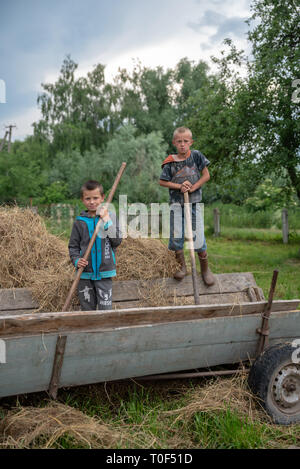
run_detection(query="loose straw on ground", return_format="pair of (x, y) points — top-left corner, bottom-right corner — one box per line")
(0, 402), (130, 449)
(164, 373), (266, 423)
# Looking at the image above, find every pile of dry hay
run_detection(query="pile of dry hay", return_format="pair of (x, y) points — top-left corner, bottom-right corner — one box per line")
(116, 236), (178, 281)
(0, 207), (179, 311)
(0, 207), (76, 311)
(165, 372), (264, 422)
(0, 402), (133, 449)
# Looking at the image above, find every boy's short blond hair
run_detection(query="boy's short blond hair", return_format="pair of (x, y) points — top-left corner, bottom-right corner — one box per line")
(173, 127), (193, 139)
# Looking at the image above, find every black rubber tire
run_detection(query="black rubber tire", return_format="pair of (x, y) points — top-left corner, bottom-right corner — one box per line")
(248, 343), (300, 425)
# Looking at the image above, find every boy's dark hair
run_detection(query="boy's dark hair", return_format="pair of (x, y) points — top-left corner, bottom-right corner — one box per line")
(80, 180), (104, 198)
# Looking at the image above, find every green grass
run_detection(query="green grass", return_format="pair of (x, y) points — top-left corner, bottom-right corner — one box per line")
(201, 235), (300, 300)
(192, 409), (268, 449)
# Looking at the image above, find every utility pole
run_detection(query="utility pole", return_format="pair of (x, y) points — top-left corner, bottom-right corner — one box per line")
(0, 125), (16, 152)
(7, 125), (16, 153)
(0, 130), (8, 152)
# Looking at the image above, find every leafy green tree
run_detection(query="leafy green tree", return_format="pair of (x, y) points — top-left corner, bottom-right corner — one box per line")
(34, 56), (121, 157)
(202, 165), (264, 205)
(115, 58), (211, 152)
(174, 58), (210, 123)
(46, 125), (167, 204)
(38, 181), (69, 204)
(244, 0), (300, 201)
(187, 0), (300, 203)
(0, 137), (48, 203)
(187, 71), (243, 180)
(115, 62), (176, 147)
(185, 43), (260, 203)
(245, 176), (298, 211)
(100, 124), (168, 204)
(32, 55), (213, 166)
(48, 147), (105, 198)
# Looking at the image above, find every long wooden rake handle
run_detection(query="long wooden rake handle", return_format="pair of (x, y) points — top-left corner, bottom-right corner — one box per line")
(184, 192), (200, 305)
(62, 162), (127, 312)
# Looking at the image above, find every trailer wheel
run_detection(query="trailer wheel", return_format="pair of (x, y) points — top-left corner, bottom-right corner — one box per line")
(248, 343), (300, 425)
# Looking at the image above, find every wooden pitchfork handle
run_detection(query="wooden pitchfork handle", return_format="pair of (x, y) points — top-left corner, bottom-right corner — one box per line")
(62, 162), (127, 312)
(184, 192), (200, 305)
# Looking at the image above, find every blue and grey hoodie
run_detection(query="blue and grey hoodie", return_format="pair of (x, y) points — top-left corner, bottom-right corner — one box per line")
(68, 210), (122, 280)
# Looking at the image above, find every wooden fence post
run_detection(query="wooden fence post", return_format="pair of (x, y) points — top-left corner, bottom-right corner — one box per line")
(282, 208), (288, 244)
(213, 208), (220, 237)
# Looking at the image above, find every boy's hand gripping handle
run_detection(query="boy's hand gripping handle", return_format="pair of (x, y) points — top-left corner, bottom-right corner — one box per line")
(62, 162), (127, 312)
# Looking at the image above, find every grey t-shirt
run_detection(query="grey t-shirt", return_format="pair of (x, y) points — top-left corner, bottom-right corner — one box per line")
(160, 150), (210, 205)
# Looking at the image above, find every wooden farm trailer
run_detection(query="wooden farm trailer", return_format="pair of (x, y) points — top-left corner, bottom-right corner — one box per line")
(0, 272), (300, 425)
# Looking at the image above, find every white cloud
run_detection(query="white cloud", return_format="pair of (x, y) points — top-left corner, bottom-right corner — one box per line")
(75, 27), (249, 83)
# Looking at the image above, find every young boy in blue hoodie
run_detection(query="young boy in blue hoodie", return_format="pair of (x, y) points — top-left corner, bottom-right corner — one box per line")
(68, 180), (122, 311)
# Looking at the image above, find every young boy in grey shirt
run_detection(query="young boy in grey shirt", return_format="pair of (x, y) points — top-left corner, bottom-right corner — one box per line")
(159, 127), (215, 286)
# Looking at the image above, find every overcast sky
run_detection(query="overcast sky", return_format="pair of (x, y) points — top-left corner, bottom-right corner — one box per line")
(0, 0), (252, 141)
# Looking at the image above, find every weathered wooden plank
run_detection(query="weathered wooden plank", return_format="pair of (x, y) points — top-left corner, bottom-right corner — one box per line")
(0, 310), (299, 398)
(0, 293), (264, 315)
(0, 272), (259, 314)
(252, 286), (265, 301)
(0, 300), (298, 338)
(0, 309), (37, 317)
(54, 310), (300, 355)
(0, 293), (252, 315)
(0, 289), (261, 316)
(113, 291), (253, 309)
(0, 288), (38, 311)
(112, 272), (259, 301)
